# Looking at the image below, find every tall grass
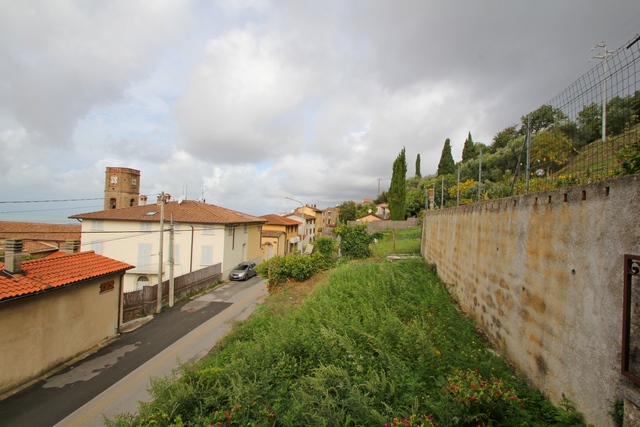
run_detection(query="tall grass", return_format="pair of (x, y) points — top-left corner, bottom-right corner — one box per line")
(371, 227), (422, 258)
(109, 256), (580, 427)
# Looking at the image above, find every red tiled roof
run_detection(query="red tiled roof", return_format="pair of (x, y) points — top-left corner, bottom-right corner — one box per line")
(70, 200), (266, 225)
(0, 251), (133, 302)
(0, 221), (81, 254)
(284, 213), (315, 221)
(259, 214), (301, 226)
(262, 230), (284, 238)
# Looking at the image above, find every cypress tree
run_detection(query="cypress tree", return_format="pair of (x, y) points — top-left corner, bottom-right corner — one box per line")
(415, 153), (421, 178)
(462, 132), (476, 162)
(437, 138), (455, 176)
(389, 147), (407, 220)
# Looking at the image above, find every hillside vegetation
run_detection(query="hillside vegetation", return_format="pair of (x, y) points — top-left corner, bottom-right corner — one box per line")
(108, 229), (591, 427)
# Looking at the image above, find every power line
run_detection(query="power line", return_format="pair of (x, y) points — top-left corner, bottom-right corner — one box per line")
(0, 205), (103, 214)
(0, 198), (103, 204)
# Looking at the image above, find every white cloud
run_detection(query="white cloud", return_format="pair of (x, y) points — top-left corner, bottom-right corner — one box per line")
(1, 0), (638, 223)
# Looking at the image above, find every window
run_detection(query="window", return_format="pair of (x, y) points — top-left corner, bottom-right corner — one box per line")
(137, 276), (149, 289)
(203, 225), (214, 235)
(201, 246), (213, 266)
(91, 220), (103, 230)
(141, 222), (151, 232)
(99, 280), (115, 293)
(138, 243), (152, 270)
(129, 198), (135, 207)
(132, 178), (137, 187)
(227, 226), (234, 236)
(244, 224), (248, 234)
(109, 198), (117, 209)
(173, 223), (180, 233)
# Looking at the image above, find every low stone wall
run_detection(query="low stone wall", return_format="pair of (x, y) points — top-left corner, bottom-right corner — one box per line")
(421, 174), (640, 427)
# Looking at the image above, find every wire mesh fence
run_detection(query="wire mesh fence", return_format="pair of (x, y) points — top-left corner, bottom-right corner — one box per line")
(511, 35), (640, 194)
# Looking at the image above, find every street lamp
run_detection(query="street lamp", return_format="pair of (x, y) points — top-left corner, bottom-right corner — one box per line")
(285, 196), (305, 255)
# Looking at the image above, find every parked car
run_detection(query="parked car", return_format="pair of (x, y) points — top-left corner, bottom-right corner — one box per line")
(229, 262), (257, 281)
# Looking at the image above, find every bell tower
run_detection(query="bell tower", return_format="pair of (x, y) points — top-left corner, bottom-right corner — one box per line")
(104, 167), (141, 210)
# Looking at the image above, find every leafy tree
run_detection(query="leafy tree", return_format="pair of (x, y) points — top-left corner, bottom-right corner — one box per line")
(437, 138), (456, 176)
(415, 153), (422, 178)
(334, 223), (381, 259)
(406, 187), (426, 217)
(374, 191), (388, 204)
(337, 201), (356, 223)
(530, 128), (573, 174)
(577, 102), (601, 146)
(356, 202), (378, 219)
(521, 105), (568, 134)
(462, 132), (476, 162)
(492, 125), (519, 151)
(388, 147), (407, 220)
(607, 95), (634, 136)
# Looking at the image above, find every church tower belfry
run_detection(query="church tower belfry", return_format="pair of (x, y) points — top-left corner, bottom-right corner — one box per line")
(104, 167), (141, 210)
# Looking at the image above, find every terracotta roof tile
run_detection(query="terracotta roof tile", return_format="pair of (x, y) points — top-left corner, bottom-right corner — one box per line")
(70, 200), (265, 225)
(0, 221), (81, 254)
(0, 252), (133, 302)
(262, 230), (284, 238)
(259, 214), (301, 226)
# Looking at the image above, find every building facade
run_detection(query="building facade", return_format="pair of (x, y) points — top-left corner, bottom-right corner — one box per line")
(0, 242), (132, 395)
(71, 200), (265, 291)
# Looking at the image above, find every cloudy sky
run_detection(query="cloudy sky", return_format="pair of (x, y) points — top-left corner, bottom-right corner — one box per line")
(1, 0), (638, 223)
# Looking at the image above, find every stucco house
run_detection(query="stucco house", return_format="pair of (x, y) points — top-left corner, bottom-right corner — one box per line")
(295, 204), (323, 236)
(259, 214), (301, 258)
(356, 213), (386, 223)
(0, 239), (132, 396)
(283, 211), (316, 254)
(70, 199), (266, 292)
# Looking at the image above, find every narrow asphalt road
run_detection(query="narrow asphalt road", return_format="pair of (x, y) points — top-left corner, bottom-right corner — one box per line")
(0, 278), (268, 427)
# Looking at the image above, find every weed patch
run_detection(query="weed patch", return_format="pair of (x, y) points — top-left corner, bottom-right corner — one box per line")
(109, 258), (587, 426)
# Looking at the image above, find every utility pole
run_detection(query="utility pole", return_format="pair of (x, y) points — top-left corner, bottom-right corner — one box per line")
(169, 215), (175, 307)
(478, 149), (483, 202)
(457, 163), (461, 206)
(525, 115), (531, 193)
(156, 192), (165, 314)
(591, 42), (616, 142)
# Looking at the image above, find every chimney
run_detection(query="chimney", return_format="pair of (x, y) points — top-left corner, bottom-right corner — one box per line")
(165, 193), (171, 202)
(139, 195), (148, 206)
(4, 239), (23, 274)
(63, 240), (80, 255)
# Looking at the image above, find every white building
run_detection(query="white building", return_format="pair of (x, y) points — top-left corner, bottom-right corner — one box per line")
(70, 199), (265, 292)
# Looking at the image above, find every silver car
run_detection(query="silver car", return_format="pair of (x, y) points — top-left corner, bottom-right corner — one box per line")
(229, 262), (257, 281)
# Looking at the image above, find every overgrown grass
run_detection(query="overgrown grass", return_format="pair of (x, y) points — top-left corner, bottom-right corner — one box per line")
(371, 226), (423, 258)
(108, 249), (586, 426)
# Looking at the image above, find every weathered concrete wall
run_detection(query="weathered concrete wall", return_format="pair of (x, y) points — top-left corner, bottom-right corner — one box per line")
(421, 174), (640, 427)
(0, 275), (122, 395)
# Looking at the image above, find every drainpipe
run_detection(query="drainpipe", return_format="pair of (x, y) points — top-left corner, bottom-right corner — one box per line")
(117, 272), (124, 333)
(190, 225), (194, 273)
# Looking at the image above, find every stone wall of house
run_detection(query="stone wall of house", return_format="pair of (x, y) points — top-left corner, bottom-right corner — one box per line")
(421, 174), (640, 427)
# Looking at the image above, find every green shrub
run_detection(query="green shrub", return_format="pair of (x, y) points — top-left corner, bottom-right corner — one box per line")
(255, 253), (321, 292)
(335, 223), (382, 259)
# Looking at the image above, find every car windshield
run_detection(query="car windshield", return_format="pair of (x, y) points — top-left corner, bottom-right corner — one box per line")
(233, 264), (249, 271)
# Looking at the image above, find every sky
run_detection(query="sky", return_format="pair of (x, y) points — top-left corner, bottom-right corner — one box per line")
(1, 0), (638, 223)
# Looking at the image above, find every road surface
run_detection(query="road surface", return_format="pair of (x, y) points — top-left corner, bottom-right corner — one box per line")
(0, 278), (268, 427)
